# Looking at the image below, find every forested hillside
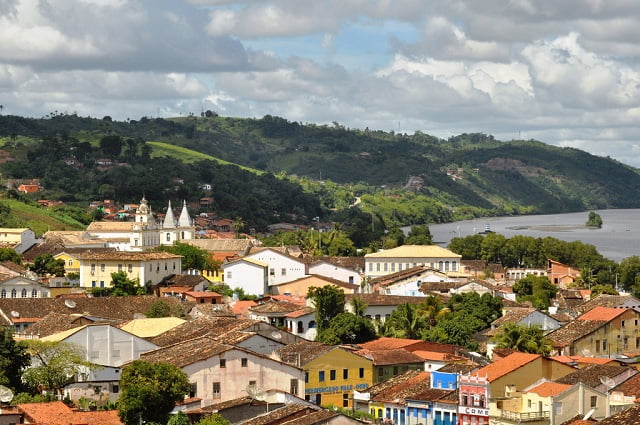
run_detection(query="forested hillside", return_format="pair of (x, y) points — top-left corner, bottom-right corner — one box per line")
(0, 113), (639, 231)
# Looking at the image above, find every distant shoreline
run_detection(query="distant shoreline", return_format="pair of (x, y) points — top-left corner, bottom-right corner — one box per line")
(508, 224), (597, 232)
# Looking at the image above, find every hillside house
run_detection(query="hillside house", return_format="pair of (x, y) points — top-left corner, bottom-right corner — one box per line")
(365, 245), (462, 279)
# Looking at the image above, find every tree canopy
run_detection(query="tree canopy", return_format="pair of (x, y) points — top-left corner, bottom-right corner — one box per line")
(28, 254), (65, 277)
(118, 360), (190, 425)
(492, 323), (552, 355)
(0, 328), (30, 392)
(318, 312), (376, 344)
(307, 285), (345, 332)
(157, 242), (218, 271)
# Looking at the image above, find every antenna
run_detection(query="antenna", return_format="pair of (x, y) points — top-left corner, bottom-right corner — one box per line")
(599, 376), (616, 390)
(0, 385), (13, 403)
(270, 331), (282, 340)
(583, 408), (595, 420)
(64, 299), (76, 309)
(246, 384), (267, 402)
(579, 348), (592, 357)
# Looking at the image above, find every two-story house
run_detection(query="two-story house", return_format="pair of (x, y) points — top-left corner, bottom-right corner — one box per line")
(365, 245), (462, 279)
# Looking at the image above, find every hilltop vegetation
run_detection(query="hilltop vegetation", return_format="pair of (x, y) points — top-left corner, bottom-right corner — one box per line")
(0, 113), (639, 232)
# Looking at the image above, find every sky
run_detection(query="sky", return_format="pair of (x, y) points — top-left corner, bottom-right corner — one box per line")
(3, 0), (640, 165)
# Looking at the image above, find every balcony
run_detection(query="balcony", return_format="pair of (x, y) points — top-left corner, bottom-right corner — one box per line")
(491, 409), (550, 422)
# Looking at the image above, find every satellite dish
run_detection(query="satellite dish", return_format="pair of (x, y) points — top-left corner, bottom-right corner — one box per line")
(246, 384), (267, 402)
(0, 385), (13, 403)
(9, 311), (19, 318)
(64, 299), (76, 308)
(271, 331), (282, 340)
(579, 348), (592, 357)
(599, 376), (616, 389)
(133, 313), (146, 319)
(583, 408), (595, 420)
(416, 280), (422, 288)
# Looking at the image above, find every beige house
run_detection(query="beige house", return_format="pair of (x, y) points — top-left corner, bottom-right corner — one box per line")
(75, 251), (182, 288)
(0, 227), (38, 253)
(490, 381), (609, 425)
(364, 245), (462, 278)
(271, 275), (359, 297)
(140, 335), (304, 406)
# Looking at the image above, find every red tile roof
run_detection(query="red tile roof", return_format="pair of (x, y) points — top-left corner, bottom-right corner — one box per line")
(17, 401), (123, 425)
(526, 381), (572, 397)
(473, 352), (540, 382)
(577, 306), (628, 321)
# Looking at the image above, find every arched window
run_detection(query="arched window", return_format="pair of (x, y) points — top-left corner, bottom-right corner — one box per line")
(31, 289), (37, 298)
(445, 261), (450, 271)
(452, 260), (457, 271)
(438, 261), (444, 270)
(308, 321), (316, 329)
(0, 289), (5, 298)
(166, 233), (171, 242)
(10, 289), (17, 298)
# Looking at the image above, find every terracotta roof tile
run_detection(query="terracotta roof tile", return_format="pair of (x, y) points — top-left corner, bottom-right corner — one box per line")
(277, 341), (336, 366)
(0, 296), (186, 327)
(526, 382), (572, 397)
(597, 404), (640, 425)
(17, 401), (123, 425)
(363, 369), (424, 397)
(556, 364), (636, 388)
(371, 371), (432, 403)
(345, 293), (431, 306)
(407, 388), (457, 403)
(249, 299), (306, 314)
(472, 352), (540, 382)
(356, 348), (425, 365)
(149, 316), (259, 346)
(577, 306), (628, 321)
(612, 372), (640, 401)
(74, 251), (182, 261)
(231, 300), (258, 317)
(546, 319), (607, 347)
(573, 294), (633, 315)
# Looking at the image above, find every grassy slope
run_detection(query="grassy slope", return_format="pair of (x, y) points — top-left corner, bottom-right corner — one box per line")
(147, 141), (264, 174)
(0, 199), (85, 235)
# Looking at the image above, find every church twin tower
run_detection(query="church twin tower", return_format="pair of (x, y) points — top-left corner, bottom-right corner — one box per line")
(133, 196), (194, 246)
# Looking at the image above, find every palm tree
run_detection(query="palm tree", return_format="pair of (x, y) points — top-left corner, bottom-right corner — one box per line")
(492, 323), (552, 355)
(350, 296), (368, 317)
(417, 295), (450, 328)
(384, 303), (428, 339)
(233, 216), (245, 238)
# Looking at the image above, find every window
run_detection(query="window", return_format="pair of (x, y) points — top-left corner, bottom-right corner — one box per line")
(554, 402), (562, 415)
(391, 263), (395, 272)
(368, 263), (373, 272)
(376, 263), (380, 272)
(241, 358), (248, 367)
(290, 379), (298, 395)
(270, 268), (275, 276)
(0, 289), (5, 298)
(220, 359), (226, 368)
(118, 264), (122, 271)
(595, 340), (601, 353)
(68, 259), (73, 266)
(128, 264), (133, 273)
(249, 380), (256, 387)
(281, 268), (286, 276)
(100, 264), (105, 272)
(227, 271), (232, 279)
(603, 339), (608, 351)
(100, 281), (105, 287)
(393, 366), (398, 375)
(622, 320), (626, 327)
(91, 263), (96, 273)
(343, 369), (349, 379)
(21, 289), (27, 298)
(319, 371), (325, 382)
(343, 393), (349, 407)
(384, 263), (388, 272)
(359, 368), (364, 378)
(91, 281), (96, 287)
(10, 289), (16, 298)
(305, 372), (309, 383)
(212, 382), (221, 398)
(189, 383), (197, 398)
(31, 289), (37, 298)
(591, 396), (597, 408)
(624, 336), (629, 349)
(636, 337), (640, 349)
(112, 384), (119, 393)
(378, 368), (383, 377)
(166, 233), (171, 242)
(330, 370), (336, 381)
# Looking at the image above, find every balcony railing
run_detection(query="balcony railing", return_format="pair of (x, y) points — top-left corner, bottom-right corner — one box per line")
(491, 410), (550, 422)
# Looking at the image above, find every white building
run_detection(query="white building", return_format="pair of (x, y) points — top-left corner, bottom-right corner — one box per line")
(308, 259), (361, 285)
(245, 248), (307, 287)
(222, 257), (269, 296)
(364, 245), (462, 279)
(40, 324), (159, 402)
(0, 276), (50, 299)
(85, 196), (195, 251)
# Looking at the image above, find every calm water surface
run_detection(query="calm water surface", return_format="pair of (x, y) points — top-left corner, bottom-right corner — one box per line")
(428, 209), (640, 262)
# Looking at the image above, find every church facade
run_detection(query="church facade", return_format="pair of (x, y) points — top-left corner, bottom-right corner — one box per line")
(85, 197), (195, 251)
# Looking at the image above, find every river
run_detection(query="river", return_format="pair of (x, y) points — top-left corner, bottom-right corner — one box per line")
(427, 209), (640, 262)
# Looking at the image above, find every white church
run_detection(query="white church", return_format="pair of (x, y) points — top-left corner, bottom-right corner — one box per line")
(83, 196), (196, 251)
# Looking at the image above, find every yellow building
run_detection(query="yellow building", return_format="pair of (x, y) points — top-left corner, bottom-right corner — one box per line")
(54, 252), (81, 275)
(74, 251), (182, 288)
(277, 341), (373, 408)
(548, 307), (640, 357)
(364, 245), (462, 278)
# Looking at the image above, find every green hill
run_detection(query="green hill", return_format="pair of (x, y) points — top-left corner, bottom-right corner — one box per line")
(0, 113), (639, 230)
